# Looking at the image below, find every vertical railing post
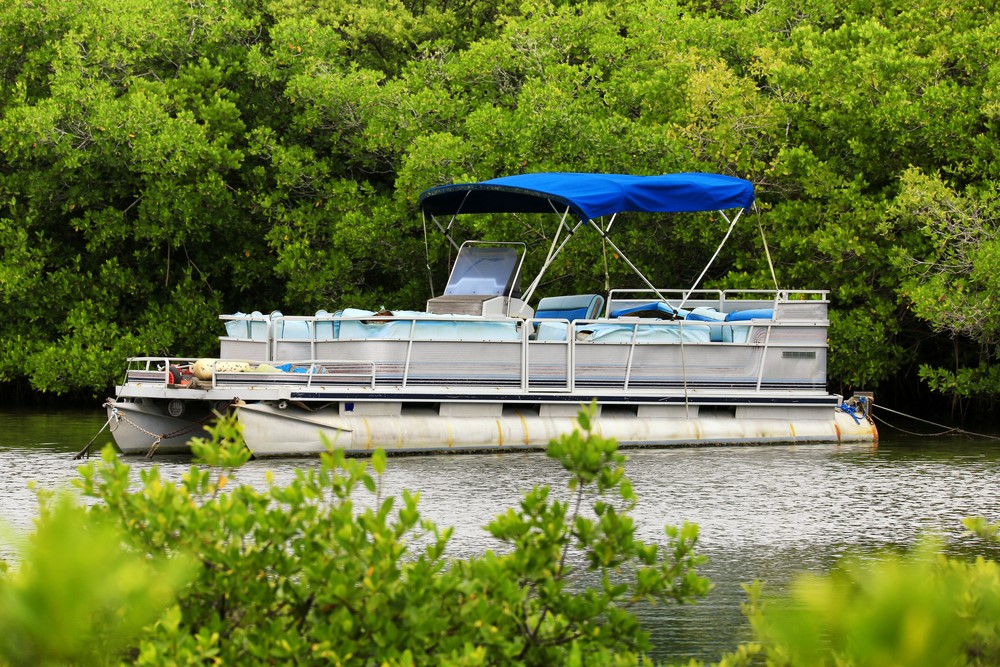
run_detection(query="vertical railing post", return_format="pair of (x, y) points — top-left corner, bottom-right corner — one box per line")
(622, 322), (639, 390)
(755, 323), (774, 392)
(402, 318), (416, 387)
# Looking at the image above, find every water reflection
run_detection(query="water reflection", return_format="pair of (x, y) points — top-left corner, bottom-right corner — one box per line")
(2, 409), (1000, 663)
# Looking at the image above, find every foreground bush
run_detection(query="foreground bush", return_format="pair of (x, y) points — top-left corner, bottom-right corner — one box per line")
(0, 496), (193, 667)
(709, 525), (1000, 667)
(7, 410), (1000, 666)
(61, 408), (706, 665)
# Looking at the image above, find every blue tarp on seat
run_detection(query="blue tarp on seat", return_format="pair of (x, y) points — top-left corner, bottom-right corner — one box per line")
(610, 302), (682, 319)
(585, 323), (711, 343)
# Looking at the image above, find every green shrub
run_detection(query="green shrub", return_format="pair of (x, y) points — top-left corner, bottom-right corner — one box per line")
(714, 526), (1000, 667)
(0, 495), (193, 667)
(66, 406), (709, 666)
(8, 408), (1000, 666)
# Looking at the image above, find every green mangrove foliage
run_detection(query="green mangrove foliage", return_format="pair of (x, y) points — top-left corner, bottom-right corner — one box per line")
(50, 410), (707, 665)
(0, 0), (998, 403)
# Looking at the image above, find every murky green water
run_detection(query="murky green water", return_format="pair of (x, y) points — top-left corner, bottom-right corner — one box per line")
(2, 407), (999, 663)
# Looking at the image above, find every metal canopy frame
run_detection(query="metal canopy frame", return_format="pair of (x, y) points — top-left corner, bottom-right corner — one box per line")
(419, 172), (754, 307)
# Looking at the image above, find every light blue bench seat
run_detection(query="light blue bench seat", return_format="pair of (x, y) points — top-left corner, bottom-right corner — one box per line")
(534, 294), (606, 341)
(221, 311), (268, 340)
(536, 320), (711, 343)
(605, 302), (774, 343)
(584, 322), (711, 343)
(335, 309), (521, 341)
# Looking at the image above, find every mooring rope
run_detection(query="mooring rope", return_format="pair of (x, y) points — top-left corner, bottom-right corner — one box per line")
(76, 398), (221, 460)
(873, 403), (1000, 441)
(73, 406), (116, 460)
(835, 395), (872, 425)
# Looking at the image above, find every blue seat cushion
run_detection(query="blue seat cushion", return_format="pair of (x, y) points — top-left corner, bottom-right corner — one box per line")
(610, 301), (682, 319)
(536, 294), (605, 321)
(725, 309), (774, 322)
(685, 307), (727, 322)
(686, 307), (728, 341)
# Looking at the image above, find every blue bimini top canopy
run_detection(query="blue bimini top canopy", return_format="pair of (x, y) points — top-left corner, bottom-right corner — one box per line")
(419, 172), (755, 222)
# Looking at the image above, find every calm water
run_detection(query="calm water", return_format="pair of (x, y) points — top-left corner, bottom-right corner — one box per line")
(2, 407), (1000, 663)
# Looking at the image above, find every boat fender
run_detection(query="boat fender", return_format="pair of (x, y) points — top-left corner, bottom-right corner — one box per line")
(192, 358), (218, 380)
(215, 361), (252, 374)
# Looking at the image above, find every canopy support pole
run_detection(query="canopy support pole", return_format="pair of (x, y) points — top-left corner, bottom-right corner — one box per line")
(428, 190), (473, 253)
(677, 208), (744, 312)
(421, 210), (436, 297)
(520, 206), (584, 306)
(755, 202), (780, 291)
(587, 216), (672, 305)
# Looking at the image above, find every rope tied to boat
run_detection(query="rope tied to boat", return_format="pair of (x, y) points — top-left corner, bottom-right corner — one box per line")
(835, 394), (872, 425)
(73, 399), (119, 459)
(872, 403), (1000, 440)
(84, 398), (227, 459)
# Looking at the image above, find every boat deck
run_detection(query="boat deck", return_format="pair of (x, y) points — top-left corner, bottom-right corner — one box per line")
(121, 289), (831, 402)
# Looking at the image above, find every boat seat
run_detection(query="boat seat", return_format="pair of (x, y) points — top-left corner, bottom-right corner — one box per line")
(223, 312), (248, 338)
(685, 307), (774, 342)
(249, 312), (268, 340)
(686, 307), (730, 342)
(443, 245), (522, 297)
(274, 318), (312, 340)
(535, 294), (605, 321)
(610, 301), (687, 319)
(314, 310), (335, 340)
(221, 311), (268, 340)
(725, 308), (773, 321)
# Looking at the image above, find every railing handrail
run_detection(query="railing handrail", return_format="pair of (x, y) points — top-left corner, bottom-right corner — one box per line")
(130, 300), (830, 393)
